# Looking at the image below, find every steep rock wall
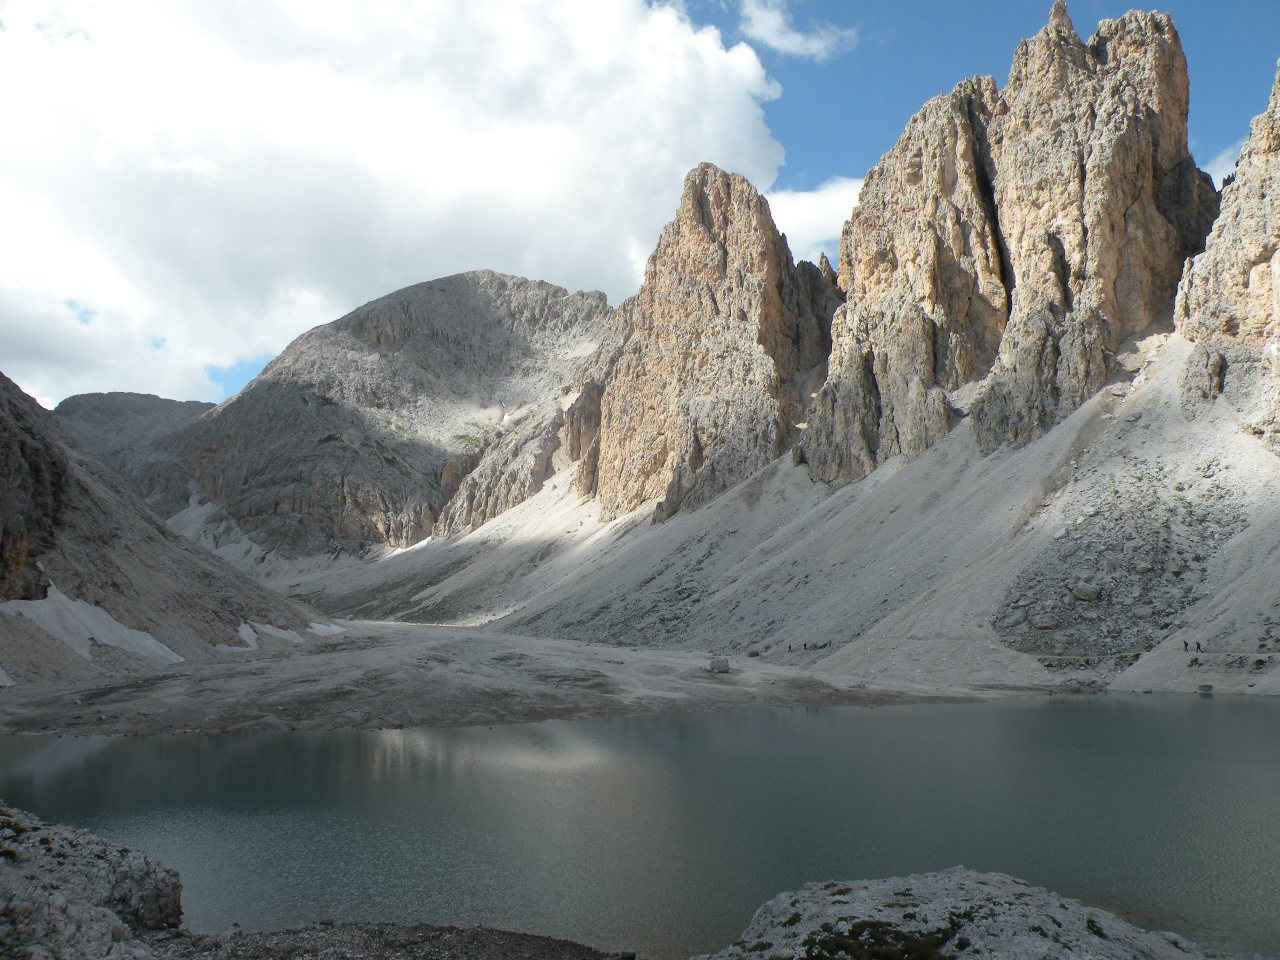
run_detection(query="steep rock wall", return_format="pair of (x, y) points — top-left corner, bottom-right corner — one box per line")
(801, 1), (1217, 484)
(586, 163), (841, 520)
(0, 370), (314, 683)
(1174, 63), (1280, 441)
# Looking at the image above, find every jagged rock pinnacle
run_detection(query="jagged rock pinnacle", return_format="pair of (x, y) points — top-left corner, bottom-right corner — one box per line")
(799, 4), (1217, 486)
(1174, 59), (1280, 441)
(584, 163), (839, 521)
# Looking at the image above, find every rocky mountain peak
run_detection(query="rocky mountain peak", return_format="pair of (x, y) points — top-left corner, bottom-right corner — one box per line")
(1173, 59), (1280, 443)
(1016, 0), (1086, 77)
(55, 271), (616, 564)
(1243, 60), (1280, 158)
(800, 2), (1217, 485)
(581, 162), (839, 521)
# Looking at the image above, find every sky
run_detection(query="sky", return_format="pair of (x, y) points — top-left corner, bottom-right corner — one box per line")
(3, 0), (1277, 408)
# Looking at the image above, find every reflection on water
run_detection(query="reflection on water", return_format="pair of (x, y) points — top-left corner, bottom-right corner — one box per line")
(1, 697), (1278, 959)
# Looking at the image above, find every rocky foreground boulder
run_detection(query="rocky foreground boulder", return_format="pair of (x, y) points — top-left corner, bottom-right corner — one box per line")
(694, 868), (1227, 960)
(0, 804), (181, 960)
(800, 1), (1217, 484)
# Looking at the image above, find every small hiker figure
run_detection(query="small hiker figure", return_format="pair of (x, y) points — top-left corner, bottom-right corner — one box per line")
(1195, 641), (1203, 651)
(1183, 640), (1189, 651)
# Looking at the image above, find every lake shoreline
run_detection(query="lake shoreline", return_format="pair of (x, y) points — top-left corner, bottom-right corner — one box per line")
(5, 697), (1276, 958)
(139, 921), (632, 960)
(0, 621), (994, 738)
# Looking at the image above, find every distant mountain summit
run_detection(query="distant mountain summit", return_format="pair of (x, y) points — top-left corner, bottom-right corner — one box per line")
(58, 270), (614, 566)
(54, 392), (213, 469)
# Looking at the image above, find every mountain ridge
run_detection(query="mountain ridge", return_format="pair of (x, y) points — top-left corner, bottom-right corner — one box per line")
(26, 4), (1280, 701)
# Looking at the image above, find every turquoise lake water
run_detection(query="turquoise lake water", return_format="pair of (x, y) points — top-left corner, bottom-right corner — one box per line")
(1, 695), (1277, 958)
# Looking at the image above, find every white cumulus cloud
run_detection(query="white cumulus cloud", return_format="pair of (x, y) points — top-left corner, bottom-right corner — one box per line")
(1203, 138), (1245, 189)
(1, 0), (786, 406)
(766, 175), (862, 268)
(739, 0), (858, 61)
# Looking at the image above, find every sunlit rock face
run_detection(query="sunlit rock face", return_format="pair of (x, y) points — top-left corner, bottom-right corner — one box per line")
(1174, 64), (1280, 443)
(800, 1), (1218, 485)
(584, 162), (841, 521)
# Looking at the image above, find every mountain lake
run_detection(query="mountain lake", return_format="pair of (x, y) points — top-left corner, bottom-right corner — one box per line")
(1, 695), (1277, 958)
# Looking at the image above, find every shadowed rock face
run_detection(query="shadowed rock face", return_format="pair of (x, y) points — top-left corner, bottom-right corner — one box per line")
(1174, 63), (1280, 441)
(801, 1), (1218, 485)
(1, 373), (69, 601)
(582, 163), (841, 521)
(0, 371), (311, 681)
(54, 392), (213, 474)
(101, 271), (611, 558)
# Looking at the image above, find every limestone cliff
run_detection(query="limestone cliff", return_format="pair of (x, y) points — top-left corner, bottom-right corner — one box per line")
(801, 1), (1217, 483)
(1174, 63), (1280, 440)
(1, 371), (69, 601)
(584, 163), (841, 520)
(54, 392), (212, 482)
(432, 401), (566, 537)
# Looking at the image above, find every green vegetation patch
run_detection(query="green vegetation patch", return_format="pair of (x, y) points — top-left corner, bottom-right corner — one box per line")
(801, 918), (959, 960)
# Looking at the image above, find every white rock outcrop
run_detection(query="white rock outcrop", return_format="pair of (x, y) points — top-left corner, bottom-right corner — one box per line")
(695, 868), (1226, 960)
(0, 804), (181, 960)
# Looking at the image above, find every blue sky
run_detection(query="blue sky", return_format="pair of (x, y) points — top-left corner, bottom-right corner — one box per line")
(693, 0), (1279, 193)
(2, 1), (1276, 406)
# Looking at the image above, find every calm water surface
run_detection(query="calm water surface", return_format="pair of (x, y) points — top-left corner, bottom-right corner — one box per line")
(1, 696), (1278, 959)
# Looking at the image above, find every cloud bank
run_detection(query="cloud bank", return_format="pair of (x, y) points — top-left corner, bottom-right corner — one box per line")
(738, 0), (858, 61)
(1202, 139), (1245, 189)
(766, 176), (862, 268)
(2, 0), (798, 405)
